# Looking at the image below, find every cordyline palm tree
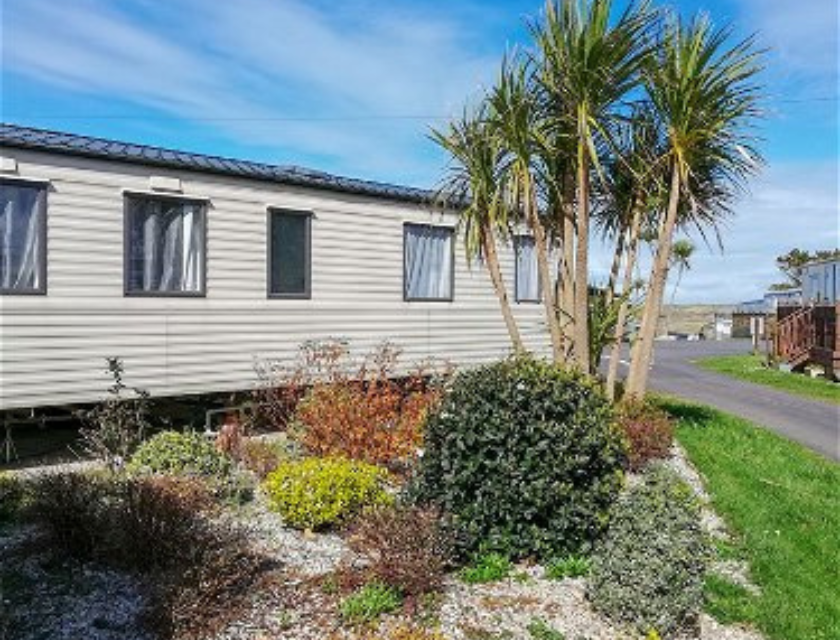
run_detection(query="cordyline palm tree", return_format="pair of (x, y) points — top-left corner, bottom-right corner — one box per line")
(669, 238), (695, 305)
(601, 106), (669, 399)
(488, 56), (565, 362)
(626, 12), (763, 397)
(532, 0), (655, 373)
(430, 105), (526, 354)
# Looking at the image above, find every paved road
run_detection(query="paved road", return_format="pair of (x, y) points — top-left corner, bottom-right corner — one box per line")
(611, 340), (839, 461)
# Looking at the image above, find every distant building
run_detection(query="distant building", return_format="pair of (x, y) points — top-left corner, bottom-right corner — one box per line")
(774, 256), (839, 379)
(733, 289), (801, 338)
(801, 257), (839, 303)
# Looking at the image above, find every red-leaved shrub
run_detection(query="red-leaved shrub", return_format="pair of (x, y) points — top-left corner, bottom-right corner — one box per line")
(257, 341), (447, 471)
(345, 504), (452, 598)
(617, 400), (674, 470)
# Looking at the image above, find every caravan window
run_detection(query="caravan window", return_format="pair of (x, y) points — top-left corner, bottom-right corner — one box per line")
(268, 209), (311, 298)
(125, 195), (206, 295)
(403, 223), (454, 301)
(0, 180), (47, 295)
(514, 235), (540, 302)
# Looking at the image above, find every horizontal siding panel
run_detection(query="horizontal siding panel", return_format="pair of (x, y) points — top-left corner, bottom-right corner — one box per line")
(1, 149), (552, 410)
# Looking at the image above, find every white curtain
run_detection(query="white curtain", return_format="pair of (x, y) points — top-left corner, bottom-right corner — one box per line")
(129, 199), (203, 293)
(516, 235), (539, 302)
(0, 184), (43, 292)
(405, 225), (453, 299)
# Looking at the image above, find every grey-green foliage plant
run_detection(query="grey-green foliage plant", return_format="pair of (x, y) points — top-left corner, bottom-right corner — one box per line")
(413, 356), (626, 560)
(128, 430), (231, 478)
(588, 464), (711, 636)
(79, 357), (152, 469)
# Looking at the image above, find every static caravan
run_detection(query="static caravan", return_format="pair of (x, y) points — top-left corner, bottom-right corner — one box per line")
(0, 124), (551, 412)
(801, 258), (839, 304)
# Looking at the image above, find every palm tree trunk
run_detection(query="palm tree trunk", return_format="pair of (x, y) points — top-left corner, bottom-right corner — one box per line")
(605, 227), (626, 307)
(670, 266), (684, 306)
(526, 176), (564, 363)
(482, 227), (525, 354)
(573, 141), (591, 371)
(560, 191), (576, 358)
(554, 205), (567, 354)
(626, 162), (681, 397)
(606, 197), (642, 400)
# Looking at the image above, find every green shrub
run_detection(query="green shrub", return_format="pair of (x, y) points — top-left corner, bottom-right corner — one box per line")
(459, 552), (512, 584)
(588, 465), (711, 636)
(544, 555), (591, 580)
(263, 457), (392, 530)
(0, 472), (25, 524)
(339, 582), (402, 625)
(128, 430), (231, 477)
(527, 619), (565, 640)
(413, 356), (625, 559)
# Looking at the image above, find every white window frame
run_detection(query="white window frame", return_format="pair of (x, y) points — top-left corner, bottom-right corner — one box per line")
(403, 222), (455, 302)
(514, 234), (541, 303)
(123, 193), (207, 297)
(0, 178), (48, 296)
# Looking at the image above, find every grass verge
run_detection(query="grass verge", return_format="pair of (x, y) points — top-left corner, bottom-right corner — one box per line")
(658, 398), (840, 640)
(695, 353), (839, 405)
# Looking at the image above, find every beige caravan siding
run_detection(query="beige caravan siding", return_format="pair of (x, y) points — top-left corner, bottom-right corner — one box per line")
(0, 150), (550, 410)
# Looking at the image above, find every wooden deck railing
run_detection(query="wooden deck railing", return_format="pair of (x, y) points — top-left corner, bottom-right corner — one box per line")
(776, 306), (816, 365)
(775, 303), (839, 374)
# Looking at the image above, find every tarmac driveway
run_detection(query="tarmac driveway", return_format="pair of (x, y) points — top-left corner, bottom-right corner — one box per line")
(611, 339), (839, 461)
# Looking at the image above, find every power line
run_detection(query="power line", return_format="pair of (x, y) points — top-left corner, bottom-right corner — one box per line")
(3, 95), (834, 123)
(2, 113), (450, 122)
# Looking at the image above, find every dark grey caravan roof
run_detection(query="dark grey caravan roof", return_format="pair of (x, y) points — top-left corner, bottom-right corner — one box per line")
(0, 123), (436, 205)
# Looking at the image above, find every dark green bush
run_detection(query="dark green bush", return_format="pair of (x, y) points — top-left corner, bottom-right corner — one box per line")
(128, 430), (231, 477)
(413, 356), (625, 559)
(588, 464), (711, 637)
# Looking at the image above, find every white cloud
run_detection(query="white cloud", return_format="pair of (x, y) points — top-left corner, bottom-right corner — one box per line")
(671, 160), (839, 303)
(1, 0), (499, 184)
(737, 0), (838, 91)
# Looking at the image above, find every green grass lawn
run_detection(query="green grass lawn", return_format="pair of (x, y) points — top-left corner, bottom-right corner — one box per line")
(696, 353), (840, 406)
(659, 399), (840, 640)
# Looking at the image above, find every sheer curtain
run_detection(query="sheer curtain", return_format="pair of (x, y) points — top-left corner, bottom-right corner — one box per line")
(405, 225), (453, 299)
(0, 183), (44, 292)
(129, 198), (204, 293)
(516, 235), (539, 302)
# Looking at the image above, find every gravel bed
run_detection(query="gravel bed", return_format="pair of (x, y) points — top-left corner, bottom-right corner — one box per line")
(0, 525), (151, 640)
(664, 444), (729, 539)
(0, 446), (767, 640)
(439, 570), (633, 640)
(231, 496), (354, 577)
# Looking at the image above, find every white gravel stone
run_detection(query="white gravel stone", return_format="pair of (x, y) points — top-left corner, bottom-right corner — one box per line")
(231, 496), (354, 577)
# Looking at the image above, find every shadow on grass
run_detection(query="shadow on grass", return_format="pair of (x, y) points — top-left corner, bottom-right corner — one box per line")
(651, 396), (720, 428)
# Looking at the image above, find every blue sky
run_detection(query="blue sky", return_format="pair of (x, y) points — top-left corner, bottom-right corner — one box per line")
(1, 0), (837, 302)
